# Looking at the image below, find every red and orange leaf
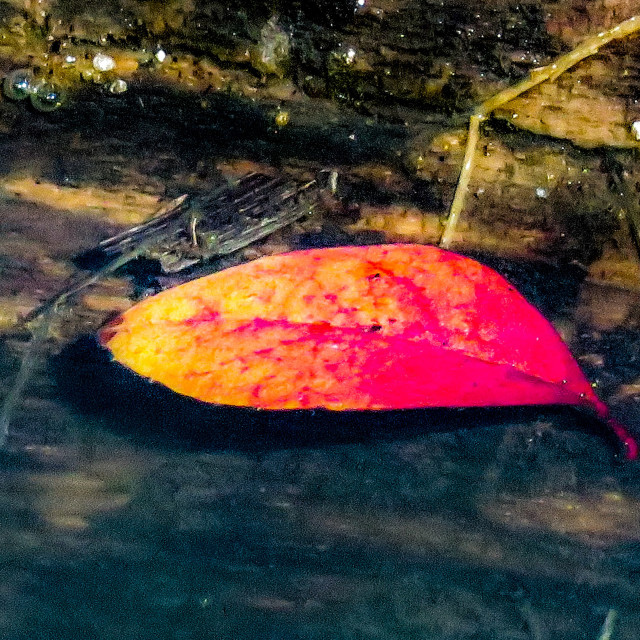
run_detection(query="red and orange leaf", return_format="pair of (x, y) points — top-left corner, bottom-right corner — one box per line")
(99, 244), (638, 458)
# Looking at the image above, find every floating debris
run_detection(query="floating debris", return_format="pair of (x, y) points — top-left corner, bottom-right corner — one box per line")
(251, 17), (290, 77)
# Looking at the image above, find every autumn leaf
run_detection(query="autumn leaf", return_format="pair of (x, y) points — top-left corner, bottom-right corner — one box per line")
(99, 244), (638, 459)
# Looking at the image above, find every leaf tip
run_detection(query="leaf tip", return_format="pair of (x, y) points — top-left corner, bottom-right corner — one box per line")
(605, 417), (639, 461)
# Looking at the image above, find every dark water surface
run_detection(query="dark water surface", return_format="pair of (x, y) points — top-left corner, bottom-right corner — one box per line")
(3, 360), (640, 640)
(2, 245), (640, 640)
(1, 69), (640, 640)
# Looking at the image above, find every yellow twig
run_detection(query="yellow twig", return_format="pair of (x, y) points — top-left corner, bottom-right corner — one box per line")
(439, 113), (481, 248)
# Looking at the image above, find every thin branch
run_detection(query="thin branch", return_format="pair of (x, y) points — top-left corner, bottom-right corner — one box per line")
(596, 609), (617, 640)
(440, 113), (481, 248)
(0, 307), (55, 447)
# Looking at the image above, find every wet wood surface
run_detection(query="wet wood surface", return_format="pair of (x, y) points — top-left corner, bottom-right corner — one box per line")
(1, 1), (640, 638)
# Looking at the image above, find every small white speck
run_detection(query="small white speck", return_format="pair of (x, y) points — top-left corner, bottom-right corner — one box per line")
(64, 55), (76, 64)
(155, 49), (167, 63)
(632, 121), (640, 141)
(535, 187), (548, 199)
(346, 47), (357, 63)
(92, 52), (116, 72)
(348, 133), (356, 140)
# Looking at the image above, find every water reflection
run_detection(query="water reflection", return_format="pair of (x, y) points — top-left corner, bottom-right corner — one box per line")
(1, 369), (640, 639)
(0, 52), (639, 640)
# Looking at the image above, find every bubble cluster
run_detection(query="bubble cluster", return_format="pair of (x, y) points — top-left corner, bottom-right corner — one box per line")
(2, 68), (66, 112)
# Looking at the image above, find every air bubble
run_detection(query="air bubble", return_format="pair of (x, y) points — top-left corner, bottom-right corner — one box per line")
(3, 68), (34, 101)
(109, 78), (127, 94)
(29, 81), (65, 112)
(93, 52), (115, 72)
